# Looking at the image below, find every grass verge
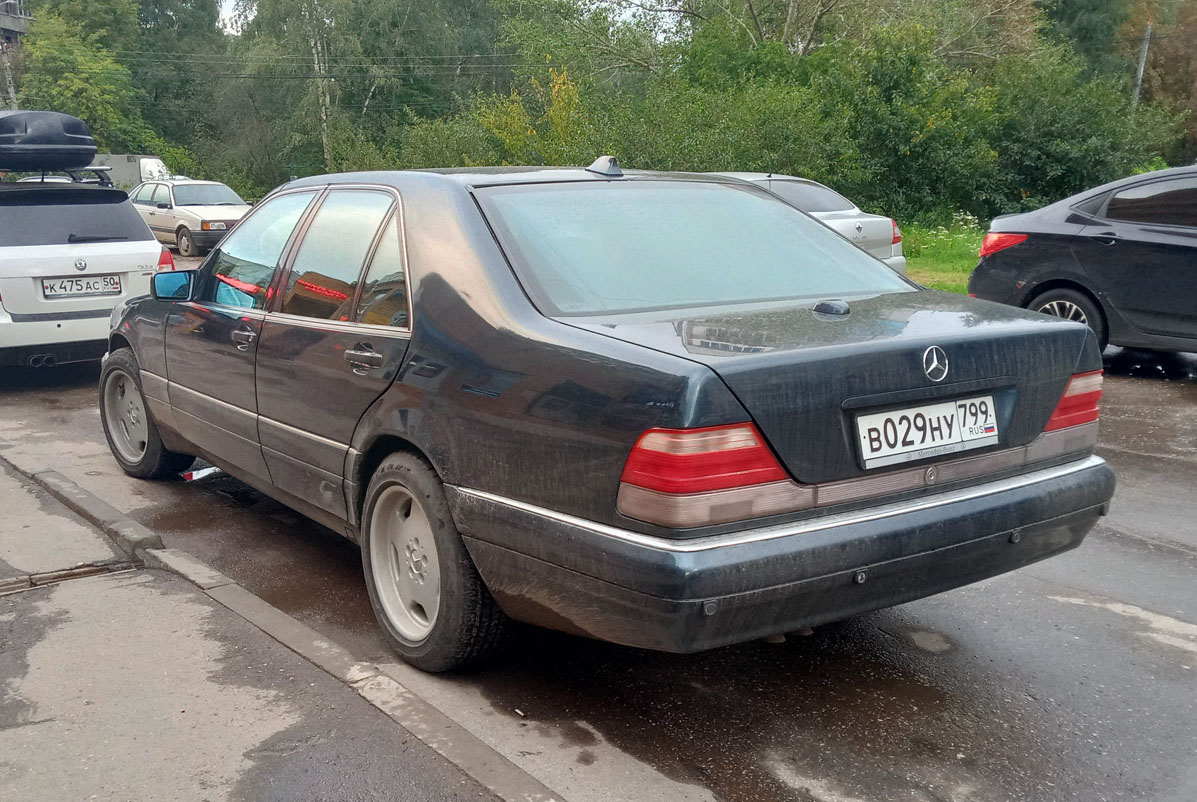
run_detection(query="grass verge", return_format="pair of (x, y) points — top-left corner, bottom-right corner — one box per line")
(903, 219), (984, 295)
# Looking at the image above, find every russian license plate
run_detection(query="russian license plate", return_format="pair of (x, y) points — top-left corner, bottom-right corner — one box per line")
(42, 275), (122, 298)
(856, 395), (999, 469)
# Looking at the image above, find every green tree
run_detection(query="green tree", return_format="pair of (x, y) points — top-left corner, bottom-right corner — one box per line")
(17, 12), (154, 151)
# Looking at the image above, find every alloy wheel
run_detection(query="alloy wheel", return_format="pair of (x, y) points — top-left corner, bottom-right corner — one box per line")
(369, 485), (441, 641)
(102, 369), (149, 463)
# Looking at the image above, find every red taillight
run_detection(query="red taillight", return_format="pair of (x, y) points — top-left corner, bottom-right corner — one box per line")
(978, 232), (1028, 258)
(157, 248), (176, 271)
(1044, 371), (1102, 432)
(891, 219), (902, 245)
(620, 423), (786, 494)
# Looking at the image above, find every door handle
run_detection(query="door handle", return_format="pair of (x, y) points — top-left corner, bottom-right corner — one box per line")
(230, 328), (257, 351)
(1091, 231), (1120, 246)
(345, 346), (384, 373)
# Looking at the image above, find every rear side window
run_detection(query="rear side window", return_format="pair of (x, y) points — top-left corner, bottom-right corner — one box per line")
(205, 190), (317, 309)
(279, 190), (394, 321)
(768, 180), (856, 213)
(1105, 177), (1197, 227)
(0, 188), (154, 246)
(356, 215), (408, 328)
(477, 181), (910, 317)
(131, 184), (153, 204)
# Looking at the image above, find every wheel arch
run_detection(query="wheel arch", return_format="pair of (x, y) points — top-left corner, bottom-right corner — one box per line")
(1022, 279), (1108, 322)
(349, 433), (442, 535)
(108, 331), (132, 355)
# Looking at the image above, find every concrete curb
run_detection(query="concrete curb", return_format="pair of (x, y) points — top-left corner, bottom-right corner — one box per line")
(0, 456), (163, 560)
(0, 452), (564, 801)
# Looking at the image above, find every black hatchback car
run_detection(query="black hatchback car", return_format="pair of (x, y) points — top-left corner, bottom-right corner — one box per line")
(969, 166), (1197, 352)
(102, 160), (1115, 671)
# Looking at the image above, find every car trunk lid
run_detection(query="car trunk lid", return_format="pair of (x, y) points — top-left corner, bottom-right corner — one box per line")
(567, 292), (1096, 484)
(810, 211), (895, 261)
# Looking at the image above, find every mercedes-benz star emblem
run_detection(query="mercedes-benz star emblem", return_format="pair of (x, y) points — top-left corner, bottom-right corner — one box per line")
(922, 346), (949, 382)
(74, 258), (87, 272)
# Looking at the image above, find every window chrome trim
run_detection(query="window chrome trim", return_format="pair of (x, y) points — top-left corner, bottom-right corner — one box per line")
(453, 455), (1107, 554)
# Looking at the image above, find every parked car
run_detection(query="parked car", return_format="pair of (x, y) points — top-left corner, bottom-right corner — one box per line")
(714, 172), (906, 273)
(969, 166), (1197, 352)
(101, 159), (1114, 672)
(129, 179), (252, 257)
(0, 111), (173, 368)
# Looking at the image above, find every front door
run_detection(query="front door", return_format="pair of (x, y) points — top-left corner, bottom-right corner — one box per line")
(164, 190), (319, 483)
(255, 188), (411, 521)
(1077, 175), (1197, 340)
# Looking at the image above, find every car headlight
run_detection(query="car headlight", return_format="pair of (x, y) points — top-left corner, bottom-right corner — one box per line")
(201, 221), (227, 231)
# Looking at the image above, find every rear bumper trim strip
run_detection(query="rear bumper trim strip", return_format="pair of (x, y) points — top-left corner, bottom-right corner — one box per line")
(8, 308), (113, 322)
(453, 454), (1107, 554)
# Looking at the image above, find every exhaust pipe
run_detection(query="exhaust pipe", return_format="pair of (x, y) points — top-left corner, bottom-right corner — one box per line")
(26, 354), (55, 368)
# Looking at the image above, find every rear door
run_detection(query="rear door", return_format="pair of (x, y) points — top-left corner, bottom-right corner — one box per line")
(1075, 175), (1197, 339)
(143, 183), (173, 244)
(0, 187), (160, 317)
(163, 189), (318, 483)
(255, 188), (410, 520)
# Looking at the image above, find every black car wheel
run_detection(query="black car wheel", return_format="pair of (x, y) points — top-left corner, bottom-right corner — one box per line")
(177, 227), (197, 257)
(1029, 288), (1108, 350)
(100, 348), (196, 479)
(361, 452), (512, 672)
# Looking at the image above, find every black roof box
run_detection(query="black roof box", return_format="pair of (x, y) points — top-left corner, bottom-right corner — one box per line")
(0, 110), (97, 171)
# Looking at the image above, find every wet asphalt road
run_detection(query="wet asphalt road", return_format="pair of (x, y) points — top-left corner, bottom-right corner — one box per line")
(0, 347), (1194, 802)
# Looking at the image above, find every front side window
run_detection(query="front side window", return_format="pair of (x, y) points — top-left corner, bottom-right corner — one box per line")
(150, 184), (169, 206)
(477, 181), (911, 317)
(279, 190), (394, 321)
(203, 191), (317, 309)
(1105, 177), (1197, 228)
(356, 215), (408, 328)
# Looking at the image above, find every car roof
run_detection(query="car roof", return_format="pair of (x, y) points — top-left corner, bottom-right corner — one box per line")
(138, 178), (224, 186)
(1069, 165), (1197, 201)
(283, 166), (757, 192)
(709, 171), (826, 186)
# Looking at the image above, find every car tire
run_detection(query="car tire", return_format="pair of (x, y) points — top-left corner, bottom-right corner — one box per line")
(361, 452), (512, 672)
(100, 348), (195, 479)
(177, 227), (197, 258)
(1028, 288), (1108, 350)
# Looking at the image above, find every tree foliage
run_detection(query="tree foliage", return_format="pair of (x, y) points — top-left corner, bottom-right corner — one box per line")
(12, 0), (1189, 216)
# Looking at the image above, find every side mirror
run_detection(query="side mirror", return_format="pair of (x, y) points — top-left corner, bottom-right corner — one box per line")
(151, 270), (195, 301)
(157, 202), (171, 209)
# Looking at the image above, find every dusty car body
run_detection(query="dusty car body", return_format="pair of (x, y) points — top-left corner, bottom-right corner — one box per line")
(102, 162), (1114, 671)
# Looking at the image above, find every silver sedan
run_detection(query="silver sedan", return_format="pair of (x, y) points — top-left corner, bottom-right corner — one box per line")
(715, 172), (906, 274)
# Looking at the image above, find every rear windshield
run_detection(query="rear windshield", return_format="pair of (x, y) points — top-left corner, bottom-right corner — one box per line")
(768, 180), (856, 212)
(476, 181), (910, 316)
(173, 183), (244, 206)
(0, 188), (153, 246)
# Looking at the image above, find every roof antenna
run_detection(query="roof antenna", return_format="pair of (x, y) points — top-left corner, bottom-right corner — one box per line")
(585, 155), (622, 178)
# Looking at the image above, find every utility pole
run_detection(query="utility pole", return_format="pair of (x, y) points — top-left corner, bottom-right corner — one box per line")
(1, 43), (18, 110)
(1132, 23), (1152, 109)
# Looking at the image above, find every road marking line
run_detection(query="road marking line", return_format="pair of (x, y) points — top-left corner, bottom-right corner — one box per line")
(1048, 595), (1197, 655)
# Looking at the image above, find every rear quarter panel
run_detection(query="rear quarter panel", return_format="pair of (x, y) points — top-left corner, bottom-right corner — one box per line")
(349, 176), (748, 528)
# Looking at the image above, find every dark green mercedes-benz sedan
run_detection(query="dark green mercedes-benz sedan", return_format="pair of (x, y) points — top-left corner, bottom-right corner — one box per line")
(100, 158), (1115, 672)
